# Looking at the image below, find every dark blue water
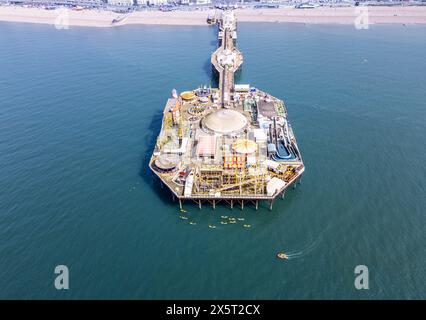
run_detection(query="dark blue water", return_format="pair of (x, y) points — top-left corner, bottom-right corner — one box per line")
(0, 22), (425, 299)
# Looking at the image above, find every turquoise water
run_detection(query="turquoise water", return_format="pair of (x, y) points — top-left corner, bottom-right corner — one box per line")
(0, 22), (425, 299)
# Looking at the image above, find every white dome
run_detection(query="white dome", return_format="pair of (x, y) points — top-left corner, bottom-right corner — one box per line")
(202, 109), (248, 135)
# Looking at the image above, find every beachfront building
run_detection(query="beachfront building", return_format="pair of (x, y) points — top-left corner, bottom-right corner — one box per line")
(107, 0), (134, 6)
(151, 0), (169, 5)
(177, 0), (211, 5)
(135, 0), (168, 5)
(193, 0), (211, 4)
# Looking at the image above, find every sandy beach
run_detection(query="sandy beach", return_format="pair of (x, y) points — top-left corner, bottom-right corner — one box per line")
(0, 6), (426, 28)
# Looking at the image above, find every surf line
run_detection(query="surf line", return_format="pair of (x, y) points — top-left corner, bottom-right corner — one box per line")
(166, 304), (200, 318)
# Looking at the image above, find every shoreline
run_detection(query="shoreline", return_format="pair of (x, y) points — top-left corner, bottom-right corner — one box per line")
(1, 6), (426, 28)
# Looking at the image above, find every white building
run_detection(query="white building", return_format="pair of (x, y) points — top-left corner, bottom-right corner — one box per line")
(136, 0), (168, 5)
(186, 0), (211, 4)
(107, 0), (134, 6)
(194, 0), (211, 4)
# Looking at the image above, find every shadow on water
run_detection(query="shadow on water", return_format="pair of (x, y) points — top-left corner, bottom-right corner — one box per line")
(138, 109), (175, 205)
(234, 66), (243, 84)
(203, 59), (219, 88)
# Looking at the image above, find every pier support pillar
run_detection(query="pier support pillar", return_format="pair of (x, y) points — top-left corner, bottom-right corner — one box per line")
(241, 200), (244, 210)
(298, 177), (302, 185)
(213, 200), (216, 210)
(199, 200), (202, 210)
(179, 199), (182, 211)
(281, 190), (286, 199)
(293, 181), (297, 190)
(230, 200), (233, 209)
(255, 200), (258, 210)
(269, 200), (274, 211)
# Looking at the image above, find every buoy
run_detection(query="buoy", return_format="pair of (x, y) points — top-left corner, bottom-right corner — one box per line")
(189, 221), (197, 225)
(221, 215), (228, 219)
(237, 218), (245, 221)
(209, 225), (216, 229)
(180, 216), (188, 220)
(220, 221), (228, 225)
(243, 224), (251, 228)
(276, 252), (288, 260)
(229, 220), (236, 224)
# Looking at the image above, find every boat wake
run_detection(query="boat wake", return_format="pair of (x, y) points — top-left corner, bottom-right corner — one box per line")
(284, 239), (320, 260)
(282, 224), (332, 260)
(276, 216), (341, 260)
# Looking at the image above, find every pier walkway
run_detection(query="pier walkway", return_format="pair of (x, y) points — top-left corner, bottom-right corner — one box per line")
(211, 10), (243, 108)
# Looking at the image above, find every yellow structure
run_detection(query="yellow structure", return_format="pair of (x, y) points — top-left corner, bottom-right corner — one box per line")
(232, 139), (257, 154)
(180, 91), (196, 100)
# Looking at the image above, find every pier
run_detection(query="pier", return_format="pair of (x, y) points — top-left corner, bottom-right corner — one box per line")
(149, 10), (305, 210)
